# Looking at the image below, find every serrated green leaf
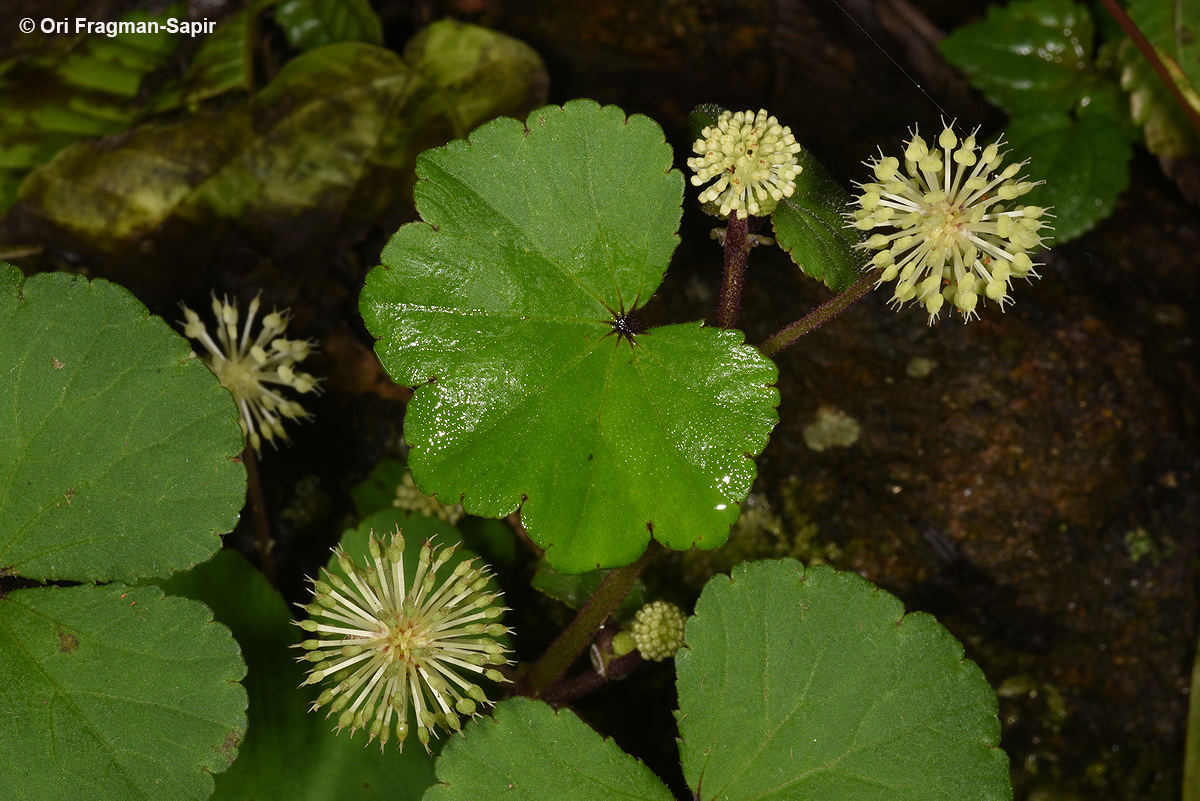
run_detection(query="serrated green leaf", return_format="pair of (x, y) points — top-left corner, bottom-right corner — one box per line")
(0, 583), (247, 801)
(1001, 100), (1133, 244)
(940, 0), (1095, 115)
(424, 697), (675, 801)
(0, 265), (245, 582)
(13, 24), (547, 255)
(771, 148), (863, 291)
(360, 100), (780, 573)
(158, 549), (437, 801)
(677, 560), (1010, 801)
(275, 0), (383, 51)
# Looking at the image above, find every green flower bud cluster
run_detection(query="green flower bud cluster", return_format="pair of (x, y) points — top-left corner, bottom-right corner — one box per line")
(294, 528), (511, 751)
(629, 601), (686, 662)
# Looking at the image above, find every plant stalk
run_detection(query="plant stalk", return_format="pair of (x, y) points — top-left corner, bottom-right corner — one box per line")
(1185, 620), (1200, 801)
(523, 546), (654, 697)
(716, 214), (751, 328)
(759, 272), (876, 357)
(543, 651), (643, 706)
(242, 446), (277, 586)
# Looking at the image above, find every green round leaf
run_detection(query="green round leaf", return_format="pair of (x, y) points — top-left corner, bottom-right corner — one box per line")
(361, 100), (780, 573)
(939, 0), (1095, 115)
(0, 583), (247, 801)
(771, 148), (863, 291)
(159, 549), (437, 801)
(677, 560), (1010, 801)
(424, 697), (674, 801)
(0, 265), (245, 582)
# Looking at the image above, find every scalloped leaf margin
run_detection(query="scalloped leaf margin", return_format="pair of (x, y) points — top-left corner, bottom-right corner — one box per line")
(361, 100), (780, 573)
(0, 264), (245, 582)
(677, 560), (1011, 801)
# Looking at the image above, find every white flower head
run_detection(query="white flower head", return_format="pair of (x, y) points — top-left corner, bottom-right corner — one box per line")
(849, 122), (1050, 324)
(179, 292), (320, 454)
(688, 109), (803, 219)
(295, 528), (511, 751)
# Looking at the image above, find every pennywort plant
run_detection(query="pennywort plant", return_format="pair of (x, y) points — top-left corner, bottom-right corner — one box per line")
(0, 93), (1040, 800)
(0, 87), (1053, 801)
(3, 2), (1197, 798)
(353, 97), (1028, 798)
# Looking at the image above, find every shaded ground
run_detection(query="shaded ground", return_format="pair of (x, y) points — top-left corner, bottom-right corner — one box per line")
(3, 0), (1197, 798)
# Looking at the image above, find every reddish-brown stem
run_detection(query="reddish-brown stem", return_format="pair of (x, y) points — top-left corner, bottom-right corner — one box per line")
(542, 651), (644, 706)
(759, 272), (876, 357)
(716, 214), (751, 328)
(1098, 0), (1200, 138)
(522, 546), (655, 697)
(242, 446), (277, 586)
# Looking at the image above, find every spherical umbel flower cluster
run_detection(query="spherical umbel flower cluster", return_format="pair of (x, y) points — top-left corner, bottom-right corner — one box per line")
(688, 109), (803, 219)
(294, 529), (511, 751)
(180, 293), (319, 454)
(849, 124), (1049, 323)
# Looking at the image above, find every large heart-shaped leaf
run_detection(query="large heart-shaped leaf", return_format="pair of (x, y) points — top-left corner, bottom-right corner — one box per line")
(677, 561), (1010, 801)
(0, 583), (247, 801)
(0, 264), (244, 582)
(360, 100), (780, 573)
